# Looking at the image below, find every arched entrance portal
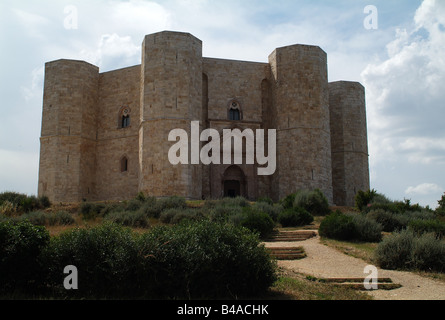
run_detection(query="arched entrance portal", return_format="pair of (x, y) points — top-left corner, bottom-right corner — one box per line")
(223, 165), (246, 198)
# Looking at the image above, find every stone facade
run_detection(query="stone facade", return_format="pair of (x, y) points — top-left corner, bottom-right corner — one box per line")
(38, 31), (370, 206)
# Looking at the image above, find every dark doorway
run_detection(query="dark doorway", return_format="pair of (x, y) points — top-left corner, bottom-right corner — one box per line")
(224, 180), (241, 198)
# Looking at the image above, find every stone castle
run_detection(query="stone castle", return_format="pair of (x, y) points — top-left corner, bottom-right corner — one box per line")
(38, 31), (369, 206)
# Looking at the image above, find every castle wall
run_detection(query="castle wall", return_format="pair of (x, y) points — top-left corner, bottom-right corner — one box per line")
(95, 65), (141, 201)
(329, 81), (370, 206)
(202, 58), (269, 199)
(38, 31), (370, 205)
(139, 31), (203, 199)
(269, 45), (333, 203)
(38, 60), (99, 203)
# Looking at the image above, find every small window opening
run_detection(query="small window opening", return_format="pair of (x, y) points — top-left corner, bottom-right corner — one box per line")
(122, 115), (130, 128)
(228, 101), (241, 121)
(121, 157), (128, 172)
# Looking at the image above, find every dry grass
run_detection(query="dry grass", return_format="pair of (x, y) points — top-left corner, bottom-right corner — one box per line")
(267, 268), (373, 300)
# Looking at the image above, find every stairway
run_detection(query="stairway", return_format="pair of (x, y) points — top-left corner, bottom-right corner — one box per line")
(267, 247), (306, 260)
(309, 277), (402, 290)
(267, 230), (317, 242)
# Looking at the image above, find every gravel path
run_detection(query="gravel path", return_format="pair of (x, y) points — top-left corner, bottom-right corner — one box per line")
(264, 233), (445, 300)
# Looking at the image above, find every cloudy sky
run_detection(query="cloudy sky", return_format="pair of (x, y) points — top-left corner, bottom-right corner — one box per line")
(0, 0), (444, 208)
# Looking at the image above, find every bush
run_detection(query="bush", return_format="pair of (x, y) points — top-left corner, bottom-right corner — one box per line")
(367, 209), (405, 232)
(409, 219), (445, 239)
(159, 208), (205, 224)
(257, 197), (274, 205)
(375, 229), (445, 272)
(208, 205), (243, 223)
(411, 233), (445, 272)
(105, 210), (150, 228)
(0, 220), (50, 294)
(367, 209), (436, 232)
(278, 207), (313, 227)
(319, 211), (356, 241)
(363, 199), (423, 214)
(80, 202), (106, 220)
(293, 189), (330, 216)
(252, 201), (282, 222)
(138, 196), (186, 219)
(346, 213), (382, 242)
(355, 189), (377, 211)
(43, 223), (142, 298)
(375, 229), (415, 270)
(280, 193), (297, 209)
(0, 192), (51, 214)
(240, 207), (275, 239)
(138, 220), (277, 299)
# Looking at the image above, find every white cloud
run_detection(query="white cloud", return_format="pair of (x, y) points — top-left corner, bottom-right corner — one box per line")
(362, 0), (445, 165)
(80, 33), (141, 71)
(405, 183), (442, 195)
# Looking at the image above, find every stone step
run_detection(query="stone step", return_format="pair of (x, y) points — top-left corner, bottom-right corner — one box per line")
(267, 230), (316, 242)
(266, 247), (306, 260)
(323, 277), (394, 284)
(309, 277), (402, 291)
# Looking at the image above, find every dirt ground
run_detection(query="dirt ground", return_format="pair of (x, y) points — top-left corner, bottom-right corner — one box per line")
(264, 232), (445, 300)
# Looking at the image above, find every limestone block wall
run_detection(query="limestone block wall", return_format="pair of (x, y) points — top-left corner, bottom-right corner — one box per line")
(139, 31), (203, 199)
(329, 81), (370, 206)
(95, 65), (141, 200)
(38, 59), (99, 203)
(269, 45), (333, 203)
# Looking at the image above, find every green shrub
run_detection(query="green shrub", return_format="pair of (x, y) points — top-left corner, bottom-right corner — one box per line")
(0, 192), (51, 214)
(346, 213), (382, 242)
(375, 229), (445, 272)
(278, 207), (313, 227)
(208, 205), (243, 223)
(159, 208), (205, 224)
(409, 219), (445, 239)
(105, 211), (150, 228)
(138, 196), (186, 219)
(280, 193), (297, 209)
(355, 189), (377, 211)
(38, 195), (51, 208)
(257, 197), (274, 205)
(375, 229), (415, 270)
(0, 200), (17, 216)
(80, 202), (106, 220)
(318, 211), (356, 241)
(367, 209), (436, 232)
(411, 233), (445, 272)
(436, 193), (445, 217)
(0, 220), (50, 294)
(367, 209), (405, 232)
(23, 211), (50, 225)
(240, 207), (275, 239)
(364, 199), (423, 214)
(293, 189), (330, 216)
(43, 223), (142, 298)
(138, 220), (277, 299)
(252, 201), (282, 222)
(124, 199), (144, 212)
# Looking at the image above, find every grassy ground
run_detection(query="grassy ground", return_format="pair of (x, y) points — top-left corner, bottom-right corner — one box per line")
(267, 268), (373, 300)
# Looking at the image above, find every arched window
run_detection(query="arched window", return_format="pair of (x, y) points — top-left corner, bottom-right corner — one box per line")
(122, 115), (130, 128)
(121, 156), (128, 172)
(228, 100), (241, 121)
(119, 107), (131, 129)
